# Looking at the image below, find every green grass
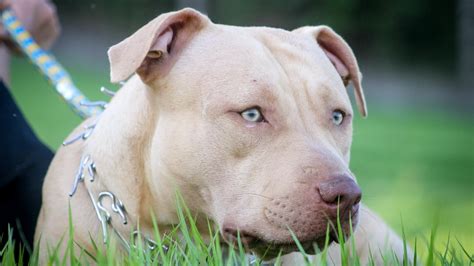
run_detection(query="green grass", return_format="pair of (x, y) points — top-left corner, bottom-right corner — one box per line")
(5, 56), (474, 264)
(1, 196), (473, 265)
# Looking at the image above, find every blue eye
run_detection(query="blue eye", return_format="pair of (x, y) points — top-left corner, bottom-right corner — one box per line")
(241, 108), (264, 123)
(332, 110), (345, 125)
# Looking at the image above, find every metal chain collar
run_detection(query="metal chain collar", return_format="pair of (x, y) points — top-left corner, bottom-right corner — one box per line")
(64, 87), (166, 254)
(68, 152), (164, 253)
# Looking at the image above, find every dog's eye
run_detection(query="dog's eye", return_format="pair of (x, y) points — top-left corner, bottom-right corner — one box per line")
(332, 110), (345, 126)
(240, 107), (265, 123)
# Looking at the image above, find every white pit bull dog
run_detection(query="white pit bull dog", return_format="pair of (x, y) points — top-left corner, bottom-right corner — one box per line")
(35, 8), (407, 264)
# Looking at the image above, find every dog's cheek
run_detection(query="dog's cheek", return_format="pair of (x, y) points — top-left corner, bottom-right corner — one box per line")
(209, 116), (263, 159)
(333, 123), (353, 162)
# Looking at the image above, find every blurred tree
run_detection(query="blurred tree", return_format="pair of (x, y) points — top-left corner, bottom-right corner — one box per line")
(51, 0), (456, 71)
(177, 0), (207, 14)
(459, 0), (473, 89)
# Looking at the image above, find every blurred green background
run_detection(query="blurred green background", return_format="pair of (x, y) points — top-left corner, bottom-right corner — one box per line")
(7, 0), (474, 256)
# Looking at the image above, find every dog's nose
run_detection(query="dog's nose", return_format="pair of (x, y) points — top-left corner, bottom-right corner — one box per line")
(317, 175), (362, 215)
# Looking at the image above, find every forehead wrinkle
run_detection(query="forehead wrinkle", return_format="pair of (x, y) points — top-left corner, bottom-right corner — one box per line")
(301, 81), (321, 131)
(276, 45), (351, 133)
(265, 47), (323, 136)
(256, 38), (304, 129)
(292, 75), (340, 142)
(259, 34), (331, 134)
(260, 36), (346, 139)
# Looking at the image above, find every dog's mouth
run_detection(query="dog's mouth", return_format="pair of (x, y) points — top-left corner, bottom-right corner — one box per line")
(221, 229), (339, 260)
(221, 212), (360, 260)
(250, 235), (338, 259)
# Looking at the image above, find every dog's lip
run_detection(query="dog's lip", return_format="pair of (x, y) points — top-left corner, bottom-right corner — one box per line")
(250, 235), (337, 259)
(221, 206), (361, 258)
(222, 231), (337, 258)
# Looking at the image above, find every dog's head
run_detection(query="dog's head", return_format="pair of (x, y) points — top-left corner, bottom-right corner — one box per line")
(108, 8), (367, 258)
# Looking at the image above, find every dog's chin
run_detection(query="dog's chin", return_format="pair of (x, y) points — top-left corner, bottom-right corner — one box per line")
(225, 221), (359, 260)
(223, 233), (338, 260)
(250, 237), (336, 260)
(222, 214), (360, 260)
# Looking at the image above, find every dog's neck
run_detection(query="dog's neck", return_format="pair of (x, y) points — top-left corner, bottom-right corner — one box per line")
(82, 75), (176, 236)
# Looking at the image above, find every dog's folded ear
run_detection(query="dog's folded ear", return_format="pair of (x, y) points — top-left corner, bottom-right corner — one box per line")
(293, 26), (367, 117)
(108, 8), (210, 84)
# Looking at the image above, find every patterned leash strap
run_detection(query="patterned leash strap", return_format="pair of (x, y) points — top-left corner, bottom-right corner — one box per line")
(0, 9), (102, 118)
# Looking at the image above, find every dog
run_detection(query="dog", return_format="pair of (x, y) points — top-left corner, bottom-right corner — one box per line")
(35, 8), (407, 264)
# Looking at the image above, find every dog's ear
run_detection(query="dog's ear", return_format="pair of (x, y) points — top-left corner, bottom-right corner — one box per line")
(108, 8), (210, 83)
(293, 26), (367, 117)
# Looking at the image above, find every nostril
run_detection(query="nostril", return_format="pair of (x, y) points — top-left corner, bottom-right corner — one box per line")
(327, 195), (344, 206)
(354, 194), (362, 205)
(317, 176), (362, 209)
(316, 184), (341, 205)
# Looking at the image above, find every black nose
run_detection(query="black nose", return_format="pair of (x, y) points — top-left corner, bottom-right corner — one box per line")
(317, 175), (362, 214)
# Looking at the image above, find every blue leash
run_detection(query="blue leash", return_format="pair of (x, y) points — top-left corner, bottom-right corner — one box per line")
(0, 9), (102, 118)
